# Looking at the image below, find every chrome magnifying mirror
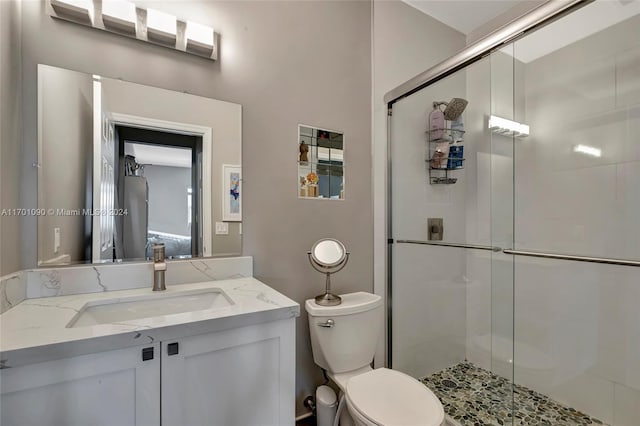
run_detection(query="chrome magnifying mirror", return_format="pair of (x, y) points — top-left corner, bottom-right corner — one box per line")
(308, 238), (350, 306)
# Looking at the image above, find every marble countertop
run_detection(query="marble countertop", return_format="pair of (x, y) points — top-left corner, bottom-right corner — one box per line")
(0, 277), (299, 368)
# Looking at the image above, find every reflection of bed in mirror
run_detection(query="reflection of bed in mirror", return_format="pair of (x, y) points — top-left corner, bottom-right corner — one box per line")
(37, 64), (243, 266)
(146, 231), (192, 259)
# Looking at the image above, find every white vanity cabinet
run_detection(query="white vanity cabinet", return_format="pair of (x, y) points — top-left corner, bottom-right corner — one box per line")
(162, 319), (295, 426)
(0, 343), (161, 426)
(0, 318), (295, 426)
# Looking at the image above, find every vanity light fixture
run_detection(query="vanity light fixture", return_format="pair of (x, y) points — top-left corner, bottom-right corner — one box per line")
(146, 8), (177, 45)
(186, 21), (215, 55)
(50, 0), (94, 24)
(488, 115), (530, 137)
(47, 0), (218, 61)
(101, 0), (137, 34)
(573, 144), (602, 157)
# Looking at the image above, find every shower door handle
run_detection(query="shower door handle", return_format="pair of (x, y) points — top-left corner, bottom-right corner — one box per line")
(318, 319), (335, 328)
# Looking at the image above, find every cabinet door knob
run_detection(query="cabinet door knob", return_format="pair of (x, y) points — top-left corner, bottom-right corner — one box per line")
(168, 342), (179, 356)
(142, 347), (154, 361)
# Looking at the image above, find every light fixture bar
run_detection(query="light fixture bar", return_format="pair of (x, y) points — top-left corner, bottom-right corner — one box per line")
(573, 144), (602, 157)
(488, 115), (530, 137)
(47, 0), (218, 61)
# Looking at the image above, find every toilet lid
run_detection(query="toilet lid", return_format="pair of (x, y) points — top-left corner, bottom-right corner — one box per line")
(346, 368), (444, 426)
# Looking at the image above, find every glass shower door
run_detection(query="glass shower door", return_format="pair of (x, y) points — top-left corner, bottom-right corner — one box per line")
(509, 4), (640, 424)
(389, 50), (518, 424)
(388, 1), (640, 425)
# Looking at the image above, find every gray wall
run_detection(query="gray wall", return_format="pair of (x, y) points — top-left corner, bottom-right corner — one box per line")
(145, 165), (192, 237)
(0, 0), (22, 277)
(19, 0), (371, 414)
(38, 66), (92, 264)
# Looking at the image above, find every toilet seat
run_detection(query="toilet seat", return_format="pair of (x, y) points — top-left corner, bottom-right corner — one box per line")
(345, 368), (444, 426)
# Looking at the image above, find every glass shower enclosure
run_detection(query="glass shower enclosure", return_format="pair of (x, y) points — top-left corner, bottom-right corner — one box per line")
(387, 1), (640, 424)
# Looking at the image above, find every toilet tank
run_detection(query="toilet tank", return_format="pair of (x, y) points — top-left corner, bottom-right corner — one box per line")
(305, 292), (383, 374)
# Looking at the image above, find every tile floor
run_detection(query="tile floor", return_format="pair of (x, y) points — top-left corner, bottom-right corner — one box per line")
(421, 361), (608, 426)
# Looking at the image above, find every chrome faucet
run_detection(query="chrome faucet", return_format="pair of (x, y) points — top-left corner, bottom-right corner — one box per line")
(153, 243), (166, 291)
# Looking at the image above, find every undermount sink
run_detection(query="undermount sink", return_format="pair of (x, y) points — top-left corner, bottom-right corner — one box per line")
(67, 288), (234, 328)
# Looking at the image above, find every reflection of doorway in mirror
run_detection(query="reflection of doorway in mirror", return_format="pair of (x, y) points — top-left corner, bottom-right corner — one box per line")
(117, 126), (203, 261)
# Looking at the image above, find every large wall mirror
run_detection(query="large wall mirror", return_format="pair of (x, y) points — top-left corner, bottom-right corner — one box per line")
(37, 64), (242, 266)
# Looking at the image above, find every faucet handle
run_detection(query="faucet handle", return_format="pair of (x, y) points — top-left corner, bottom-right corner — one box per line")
(153, 243), (165, 262)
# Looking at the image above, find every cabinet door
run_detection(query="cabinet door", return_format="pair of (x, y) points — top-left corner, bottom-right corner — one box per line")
(162, 319), (295, 426)
(0, 343), (160, 426)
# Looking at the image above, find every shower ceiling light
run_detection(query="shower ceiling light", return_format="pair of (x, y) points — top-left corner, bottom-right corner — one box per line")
(102, 0), (137, 34)
(50, 0), (94, 23)
(488, 115), (530, 137)
(573, 144), (602, 157)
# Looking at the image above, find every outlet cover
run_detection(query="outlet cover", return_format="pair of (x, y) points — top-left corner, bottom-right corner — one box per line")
(215, 222), (229, 235)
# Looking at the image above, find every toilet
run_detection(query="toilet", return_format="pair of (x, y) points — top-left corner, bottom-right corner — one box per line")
(306, 292), (445, 426)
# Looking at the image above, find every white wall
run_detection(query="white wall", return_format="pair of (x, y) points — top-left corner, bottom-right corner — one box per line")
(0, 0), (22, 276)
(18, 1), (371, 415)
(372, 0), (466, 369)
(37, 66), (93, 263)
(145, 165), (192, 237)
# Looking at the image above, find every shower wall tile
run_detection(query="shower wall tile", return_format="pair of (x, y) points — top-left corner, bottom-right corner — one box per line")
(511, 258), (640, 425)
(592, 267), (640, 391)
(616, 45), (640, 109)
(537, 371), (615, 425)
(613, 383), (640, 426)
(616, 161), (640, 260)
(464, 252), (492, 371)
(392, 244), (467, 379)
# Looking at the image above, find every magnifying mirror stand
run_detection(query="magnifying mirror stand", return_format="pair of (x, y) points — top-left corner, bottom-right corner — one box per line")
(308, 251), (350, 306)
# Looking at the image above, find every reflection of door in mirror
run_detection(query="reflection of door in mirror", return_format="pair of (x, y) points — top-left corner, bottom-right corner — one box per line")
(113, 126), (203, 261)
(298, 125), (344, 200)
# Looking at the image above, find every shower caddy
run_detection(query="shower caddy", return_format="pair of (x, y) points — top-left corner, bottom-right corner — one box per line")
(427, 101), (465, 185)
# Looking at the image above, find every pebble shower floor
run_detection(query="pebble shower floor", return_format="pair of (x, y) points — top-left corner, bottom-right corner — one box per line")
(421, 361), (608, 426)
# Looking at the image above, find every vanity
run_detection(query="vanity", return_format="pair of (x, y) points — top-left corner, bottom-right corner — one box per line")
(0, 258), (299, 426)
